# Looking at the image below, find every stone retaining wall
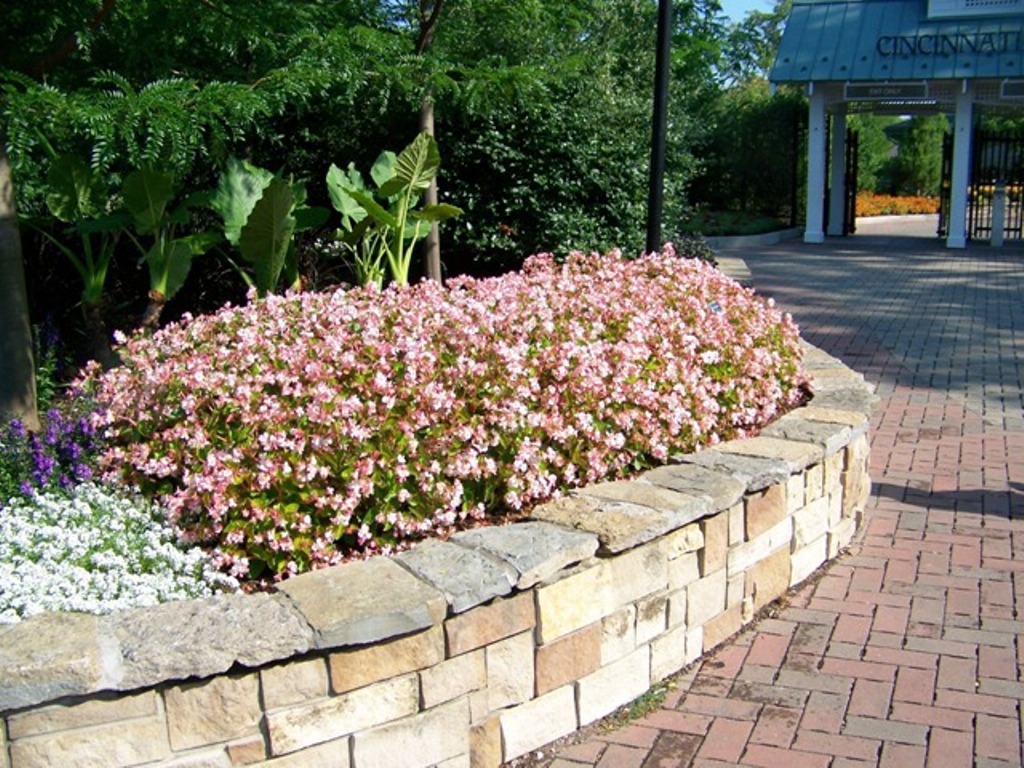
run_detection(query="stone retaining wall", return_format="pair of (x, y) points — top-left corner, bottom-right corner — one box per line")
(0, 342), (875, 768)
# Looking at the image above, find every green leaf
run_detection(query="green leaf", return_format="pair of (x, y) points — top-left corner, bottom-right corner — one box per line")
(410, 203), (465, 222)
(294, 205), (329, 232)
(326, 163), (368, 228)
(123, 168), (176, 235)
(239, 178), (296, 296)
(370, 150), (397, 190)
(44, 155), (107, 222)
(162, 240), (195, 300)
(378, 132), (438, 198)
(210, 158), (274, 246)
(348, 188), (399, 229)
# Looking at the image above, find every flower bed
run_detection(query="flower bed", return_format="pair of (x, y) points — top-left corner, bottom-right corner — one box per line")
(84, 247), (806, 585)
(856, 191), (939, 217)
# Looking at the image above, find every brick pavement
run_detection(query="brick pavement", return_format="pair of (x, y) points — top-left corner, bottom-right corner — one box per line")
(516, 218), (1024, 768)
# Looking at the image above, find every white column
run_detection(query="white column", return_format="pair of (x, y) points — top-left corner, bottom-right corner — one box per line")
(947, 82), (974, 249)
(828, 110), (847, 237)
(804, 86), (827, 244)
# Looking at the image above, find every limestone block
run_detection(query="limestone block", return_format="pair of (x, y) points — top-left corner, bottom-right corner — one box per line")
(793, 496), (830, 549)
(1, 719), (7, 768)
(251, 739), (350, 768)
(828, 516), (859, 557)
(453, 519), (598, 589)
(260, 657), (329, 711)
(444, 593), (535, 657)
(715, 435), (824, 473)
(227, 735), (267, 765)
(396, 540), (516, 614)
(165, 672), (262, 751)
(265, 674), (418, 756)
(791, 535), (828, 586)
(703, 603), (745, 651)
(761, 414), (853, 456)
(157, 747), (232, 767)
(786, 474), (805, 516)
(805, 462), (825, 502)
(745, 483), (788, 539)
(727, 517), (793, 575)
(535, 542), (667, 643)
(824, 449), (845, 495)
(806, 387), (877, 415)
(352, 697), (469, 768)
(699, 512), (729, 576)
(420, 649), (486, 709)
(8, 715), (170, 768)
(663, 523), (704, 558)
(642, 463), (746, 512)
(798, 405), (871, 436)
(436, 756), (471, 768)
(535, 624), (602, 696)
(668, 551), (700, 591)
(601, 606), (637, 663)
(109, 593), (313, 692)
(636, 594), (668, 645)
(555, 480), (710, 553)
(841, 468), (871, 517)
(486, 631), (535, 711)
(499, 686), (577, 762)
(686, 626), (704, 665)
(687, 569), (727, 626)
(679, 450), (790, 492)
(7, 689), (158, 738)
(277, 557), (446, 649)
(470, 717), (502, 768)
(727, 572), (745, 609)
(576, 648), (650, 726)
(329, 625), (444, 695)
(745, 546), (792, 611)
(650, 623), (689, 683)
(0, 613), (109, 712)
(666, 588), (687, 630)
(728, 502), (745, 545)
(828, 490), (843, 528)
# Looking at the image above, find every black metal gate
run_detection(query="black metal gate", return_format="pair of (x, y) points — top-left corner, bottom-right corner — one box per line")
(823, 124), (859, 235)
(940, 130), (1024, 240)
(844, 128), (859, 235)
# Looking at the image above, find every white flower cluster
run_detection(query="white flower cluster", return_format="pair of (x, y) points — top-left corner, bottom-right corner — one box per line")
(0, 483), (238, 623)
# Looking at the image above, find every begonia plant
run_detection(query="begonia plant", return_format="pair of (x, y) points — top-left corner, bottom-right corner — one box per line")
(85, 246), (806, 585)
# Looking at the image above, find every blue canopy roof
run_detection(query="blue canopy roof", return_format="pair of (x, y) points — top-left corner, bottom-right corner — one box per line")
(770, 0), (1024, 83)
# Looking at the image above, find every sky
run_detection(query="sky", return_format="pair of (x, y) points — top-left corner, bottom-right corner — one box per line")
(718, 0), (775, 23)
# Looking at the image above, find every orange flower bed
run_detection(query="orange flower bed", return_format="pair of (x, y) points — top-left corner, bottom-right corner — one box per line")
(856, 192), (940, 217)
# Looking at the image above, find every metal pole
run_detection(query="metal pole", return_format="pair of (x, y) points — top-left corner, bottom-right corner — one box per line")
(646, 0), (672, 254)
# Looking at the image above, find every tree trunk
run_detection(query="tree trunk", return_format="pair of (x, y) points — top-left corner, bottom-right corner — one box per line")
(420, 96), (442, 283)
(0, 140), (39, 430)
(417, 0), (444, 284)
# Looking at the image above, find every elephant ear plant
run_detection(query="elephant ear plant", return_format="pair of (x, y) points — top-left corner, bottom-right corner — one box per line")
(36, 154), (128, 364)
(121, 168), (221, 330)
(327, 132), (462, 287)
(210, 158), (328, 297)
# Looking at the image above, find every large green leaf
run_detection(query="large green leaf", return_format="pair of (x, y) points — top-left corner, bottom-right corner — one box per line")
(378, 133), (439, 198)
(326, 163), (368, 229)
(210, 158), (274, 246)
(370, 151), (397, 190)
(348, 188), (399, 229)
(44, 155), (107, 222)
(410, 203), (465, 222)
(123, 168), (175, 235)
(239, 178), (296, 295)
(162, 240), (196, 301)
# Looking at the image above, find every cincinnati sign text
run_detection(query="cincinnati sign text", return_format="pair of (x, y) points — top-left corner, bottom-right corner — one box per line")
(877, 30), (1023, 56)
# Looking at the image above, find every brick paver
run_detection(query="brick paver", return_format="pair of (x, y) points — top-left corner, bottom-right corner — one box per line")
(505, 217), (1024, 767)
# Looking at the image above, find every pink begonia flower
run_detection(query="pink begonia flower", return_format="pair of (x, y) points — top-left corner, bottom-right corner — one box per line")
(84, 246), (807, 585)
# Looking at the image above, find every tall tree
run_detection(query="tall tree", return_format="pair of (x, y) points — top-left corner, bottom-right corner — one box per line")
(0, 140), (38, 429)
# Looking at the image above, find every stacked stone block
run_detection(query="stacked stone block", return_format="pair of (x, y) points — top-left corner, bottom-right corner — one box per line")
(0, 344), (874, 768)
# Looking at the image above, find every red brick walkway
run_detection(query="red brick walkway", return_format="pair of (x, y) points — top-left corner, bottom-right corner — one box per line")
(521, 221), (1024, 767)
